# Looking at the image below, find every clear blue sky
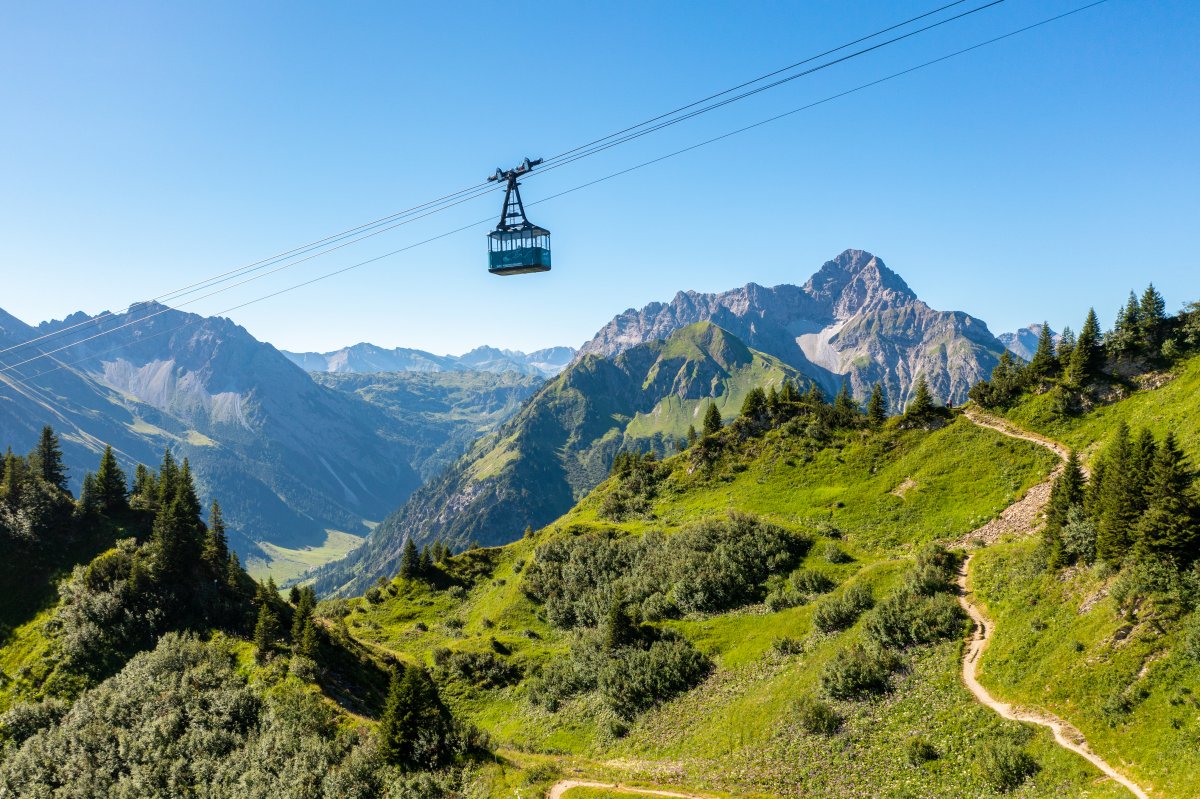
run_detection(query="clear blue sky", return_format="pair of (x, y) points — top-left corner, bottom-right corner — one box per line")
(1, 0), (1196, 355)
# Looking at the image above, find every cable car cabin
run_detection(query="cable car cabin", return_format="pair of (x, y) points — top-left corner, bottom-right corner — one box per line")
(486, 157), (551, 276)
(488, 225), (551, 275)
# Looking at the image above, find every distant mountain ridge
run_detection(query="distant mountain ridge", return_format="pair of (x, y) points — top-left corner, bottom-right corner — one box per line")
(998, 323), (1059, 362)
(283, 343), (575, 377)
(0, 303), (536, 575)
(310, 321), (801, 596)
(579, 249), (1005, 411)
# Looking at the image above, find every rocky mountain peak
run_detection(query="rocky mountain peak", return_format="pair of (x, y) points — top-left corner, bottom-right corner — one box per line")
(802, 249), (915, 319)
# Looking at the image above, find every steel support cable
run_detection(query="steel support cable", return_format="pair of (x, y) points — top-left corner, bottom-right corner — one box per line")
(0, 0), (993, 361)
(5, 0), (1110, 389)
(528, 0), (1008, 181)
(0, 181), (504, 374)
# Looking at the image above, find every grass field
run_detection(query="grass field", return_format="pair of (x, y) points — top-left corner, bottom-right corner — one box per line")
(249, 528), (365, 583)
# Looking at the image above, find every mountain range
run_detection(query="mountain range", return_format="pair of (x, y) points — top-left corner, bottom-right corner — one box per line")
(311, 249), (1012, 595)
(0, 303), (541, 576)
(283, 343), (575, 377)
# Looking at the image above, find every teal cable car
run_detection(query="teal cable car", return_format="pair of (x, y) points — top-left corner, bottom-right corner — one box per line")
(487, 158), (551, 276)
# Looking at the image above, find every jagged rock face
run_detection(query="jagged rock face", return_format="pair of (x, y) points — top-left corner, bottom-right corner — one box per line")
(310, 322), (799, 597)
(284, 343), (576, 377)
(579, 249), (1005, 410)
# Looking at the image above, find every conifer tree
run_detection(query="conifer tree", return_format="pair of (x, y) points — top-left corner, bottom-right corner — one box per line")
(780, 379), (800, 404)
(1095, 423), (1142, 565)
(0, 449), (21, 509)
(156, 449), (179, 510)
(297, 617), (320, 659)
(399, 537), (420, 579)
(78, 472), (99, 516)
(226, 552), (243, 591)
(378, 664), (446, 765)
(1108, 292), (1142, 361)
(1068, 308), (1102, 385)
(604, 599), (639, 650)
(201, 500), (229, 573)
(804, 382), (826, 408)
(291, 585), (316, 642)
(130, 463), (155, 508)
(253, 601), (280, 659)
(1138, 283), (1166, 353)
(1044, 450), (1086, 568)
(175, 459), (203, 532)
(289, 584), (302, 605)
(741, 387), (768, 423)
(685, 425), (698, 447)
(95, 445), (128, 513)
(833, 382), (858, 425)
(1028, 322), (1057, 378)
(765, 385), (781, 420)
(904, 374), (935, 422)
(31, 426), (68, 491)
(1056, 326), (1076, 371)
(702, 403), (722, 436)
(1134, 432), (1197, 560)
(867, 383), (887, 427)
(419, 545), (433, 575)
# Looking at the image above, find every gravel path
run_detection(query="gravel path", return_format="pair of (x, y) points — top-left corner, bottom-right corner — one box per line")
(958, 410), (1149, 798)
(547, 779), (707, 799)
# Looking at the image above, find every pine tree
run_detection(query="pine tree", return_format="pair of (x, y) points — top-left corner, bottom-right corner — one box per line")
(156, 449), (179, 508)
(766, 385), (781, 420)
(833, 382), (858, 426)
(685, 425), (698, 447)
(253, 601), (281, 659)
(150, 497), (187, 578)
(201, 500), (229, 572)
(604, 598), (639, 651)
(866, 383), (887, 427)
(1108, 292), (1142, 361)
(1134, 432), (1197, 560)
(1044, 450), (1086, 568)
(95, 445), (128, 513)
(175, 459), (203, 531)
(297, 617), (320, 659)
(1068, 308), (1102, 385)
(379, 665), (446, 765)
(780, 379), (800, 404)
(78, 472), (99, 516)
(1056, 326), (1076, 371)
(399, 537), (420, 579)
(419, 545), (433, 575)
(130, 463), (155, 508)
(741, 387), (768, 425)
(904, 374), (935, 422)
(291, 585), (316, 643)
(1095, 423), (1142, 566)
(702, 403), (723, 436)
(1138, 283), (1166, 354)
(31, 426), (68, 491)
(0, 449), (21, 509)
(804, 382), (826, 408)
(1028, 322), (1057, 378)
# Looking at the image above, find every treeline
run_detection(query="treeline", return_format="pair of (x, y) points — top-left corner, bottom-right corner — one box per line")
(629, 374), (949, 476)
(1042, 423), (1199, 570)
(971, 285), (1200, 412)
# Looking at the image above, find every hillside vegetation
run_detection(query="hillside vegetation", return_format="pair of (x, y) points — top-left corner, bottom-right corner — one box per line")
(335, 383), (1137, 797)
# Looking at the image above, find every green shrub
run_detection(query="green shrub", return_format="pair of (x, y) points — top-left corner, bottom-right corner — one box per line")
(864, 590), (965, 650)
(812, 584), (874, 633)
(822, 542), (853, 564)
(1184, 612), (1200, 662)
(790, 568), (836, 596)
(819, 642), (897, 699)
(437, 650), (521, 689)
(975, 740), (1038, 792)
(598, 635), (712, 720)
(905, 735), (938, 765)
(794, 695), (840, 735)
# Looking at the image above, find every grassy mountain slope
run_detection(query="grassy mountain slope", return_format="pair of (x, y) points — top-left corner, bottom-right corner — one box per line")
(312, 322), (803, 597)
(962, 355), (1200, 798)
(332, 411), (1132, 797)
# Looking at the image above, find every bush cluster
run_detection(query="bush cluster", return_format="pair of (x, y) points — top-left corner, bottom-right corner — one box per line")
(525, 513), (810, 626)
(811, 584), (874, 633)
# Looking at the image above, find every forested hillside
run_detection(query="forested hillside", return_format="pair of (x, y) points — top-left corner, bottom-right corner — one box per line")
(0, 433), (511, 798)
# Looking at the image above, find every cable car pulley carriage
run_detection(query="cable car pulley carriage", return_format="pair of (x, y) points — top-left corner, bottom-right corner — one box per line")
(486, 157), (551, 275)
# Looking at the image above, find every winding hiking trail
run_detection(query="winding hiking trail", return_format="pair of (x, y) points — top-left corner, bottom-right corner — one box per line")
(958, 409), (1149, 799)
(546, 779), (707, 799)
